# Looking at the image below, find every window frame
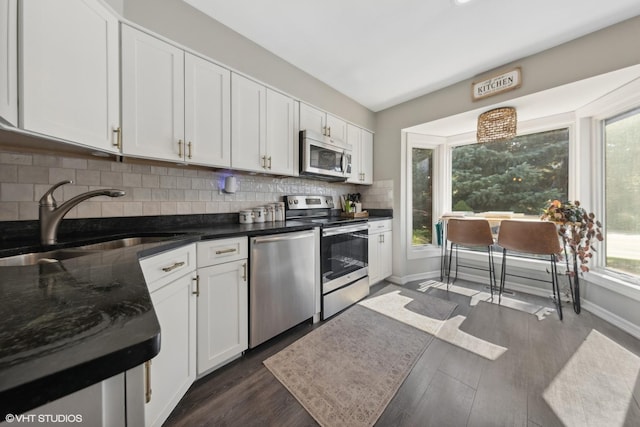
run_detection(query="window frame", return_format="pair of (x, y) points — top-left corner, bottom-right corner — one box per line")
(405, 132), (442, 260)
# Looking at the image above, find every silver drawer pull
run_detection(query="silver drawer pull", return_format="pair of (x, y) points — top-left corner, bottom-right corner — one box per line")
(215, 248), (237, 255)
(162, 261), (185, 272)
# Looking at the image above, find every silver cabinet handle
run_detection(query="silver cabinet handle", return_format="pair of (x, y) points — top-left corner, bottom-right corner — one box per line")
(242, 262), (247, 281)
(144, 360), (152, 403)
(215, 248), (237, 255)
(178, 139), (183, 158)
(192, 275), (200, 297)
(112, 127), (122, 150)
(162, 261), (185, 272)
(187, 141), (193, 159)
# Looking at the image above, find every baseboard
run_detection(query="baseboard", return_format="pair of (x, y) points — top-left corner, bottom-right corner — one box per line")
(581, 300), (640, 340)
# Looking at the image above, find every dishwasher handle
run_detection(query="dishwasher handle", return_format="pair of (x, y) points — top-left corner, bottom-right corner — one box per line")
(252, 230), (315, 245)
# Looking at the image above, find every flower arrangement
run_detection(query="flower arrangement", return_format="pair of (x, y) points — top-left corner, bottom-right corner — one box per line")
(540, 200), (604, 275)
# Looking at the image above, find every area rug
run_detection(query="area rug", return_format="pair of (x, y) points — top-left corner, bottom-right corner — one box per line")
(263, 285), (457, 427)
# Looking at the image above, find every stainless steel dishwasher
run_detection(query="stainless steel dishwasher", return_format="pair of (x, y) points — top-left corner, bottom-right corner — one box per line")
(249, 229), (318, 348)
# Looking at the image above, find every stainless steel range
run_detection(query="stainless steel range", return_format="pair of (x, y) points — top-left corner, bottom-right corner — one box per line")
(285, 195), (369, 319)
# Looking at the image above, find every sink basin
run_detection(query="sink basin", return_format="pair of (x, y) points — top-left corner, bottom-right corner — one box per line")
(0, 234), (185, 267)
(75, 236), (172, 251)
(0, 249), (99, 267)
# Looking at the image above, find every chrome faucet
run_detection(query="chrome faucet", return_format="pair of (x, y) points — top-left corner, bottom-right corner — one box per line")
(39, 180), (126, 245)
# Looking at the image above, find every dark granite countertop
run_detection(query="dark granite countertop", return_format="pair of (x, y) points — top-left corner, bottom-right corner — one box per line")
(0, 212), (392, 415)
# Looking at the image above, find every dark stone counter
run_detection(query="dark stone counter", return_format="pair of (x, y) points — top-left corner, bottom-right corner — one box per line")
(0, 212), (392, 415)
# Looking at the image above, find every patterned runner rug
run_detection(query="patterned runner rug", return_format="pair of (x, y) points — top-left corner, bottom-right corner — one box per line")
(263, 285), (457, 427)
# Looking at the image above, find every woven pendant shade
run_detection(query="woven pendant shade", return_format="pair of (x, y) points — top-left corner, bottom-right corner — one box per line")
(477, 107), (517, 143)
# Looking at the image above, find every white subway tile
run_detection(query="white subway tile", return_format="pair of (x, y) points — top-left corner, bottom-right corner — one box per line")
(18, 201), (38, 220)
(49, 168), (75, 184)
(76, 169), (101, 186)
(176, 202), (192, 214)
(1, 183), (34, 202)
(0, 202), (19, 220)
(123, 173), (142, 188)
(142, 202), (161, 216)
(77, 201), (101, 218)
(160, 202), (177, 215)
(0, 165), (18, 182)
(101, 171), (124, 187)
(0, 152), (32, 165)
(123, 202), (143, 216)
(142, 174), (160, 188)
(132, 188), (152, 201)
(159, 175), (177, 189)
(62, 157), (88, 170)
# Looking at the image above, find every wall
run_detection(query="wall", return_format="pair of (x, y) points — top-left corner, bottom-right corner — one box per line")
(0, 149), (359, 221)
(120, 0), (376, 131)
(375, 15), (640, 281)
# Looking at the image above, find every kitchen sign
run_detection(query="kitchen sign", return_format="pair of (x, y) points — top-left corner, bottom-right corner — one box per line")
(472, 67), (522, 101)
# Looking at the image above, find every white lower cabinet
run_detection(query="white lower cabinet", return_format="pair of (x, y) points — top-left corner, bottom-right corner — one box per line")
(196, 237), (248, 375)
(11, 374), (125, 427)
(368, 220), (393, 285)
(129, 243), (197, 427)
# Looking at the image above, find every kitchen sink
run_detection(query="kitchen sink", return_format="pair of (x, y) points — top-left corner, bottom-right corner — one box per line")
(0, 234), (186, 267)
(0, 249), (100, 267)
(75, 236), (172, 251)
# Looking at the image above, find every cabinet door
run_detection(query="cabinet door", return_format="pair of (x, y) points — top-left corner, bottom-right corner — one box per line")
(368, 232), (381, 285)
(265, 88), (295, 175)
(197, 260), (248, 375)
(24, 374), (125, 427)
(231, 73), (266, 172)
(346, 124), (362, 184)
(184, 53), (231, 167)
(146, 273), (197, 427)
(0, 0), (16, 126)
(380, 230), (393, 280)
(360, 129), (374, 184)
(299, 102), (325, 135)
(326, 113), (347, 143)
(20, 0), (119, 151)
(122, 25), (185, 161)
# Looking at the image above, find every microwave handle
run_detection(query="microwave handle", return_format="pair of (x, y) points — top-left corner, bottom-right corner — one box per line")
(341, 151), (347, 174)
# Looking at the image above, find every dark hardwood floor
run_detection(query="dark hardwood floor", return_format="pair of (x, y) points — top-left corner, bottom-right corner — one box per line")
(165, 280), (640, 427)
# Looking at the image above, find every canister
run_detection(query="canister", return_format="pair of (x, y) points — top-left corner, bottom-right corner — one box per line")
(253, 206), (266, 223)
(275, 203), (285, 221)
(239, 210), (254, 224)
(265, 204), (275, 222)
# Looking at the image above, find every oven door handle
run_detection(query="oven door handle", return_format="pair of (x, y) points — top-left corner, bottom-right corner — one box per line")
(322, 223), (368, 237)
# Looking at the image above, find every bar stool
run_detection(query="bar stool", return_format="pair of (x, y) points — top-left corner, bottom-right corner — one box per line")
(446, 218), (497, 297)
(497, 220), (563, 319)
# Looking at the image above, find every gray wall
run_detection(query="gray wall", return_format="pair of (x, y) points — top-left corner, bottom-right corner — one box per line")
(120, 0), (376, 131)
(375, 14), (640, 280)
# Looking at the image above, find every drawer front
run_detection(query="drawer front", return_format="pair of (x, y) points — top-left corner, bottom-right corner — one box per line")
(139, 243), (197, 292)
(197, 237), (248, 268)
(368, 219), (392, 234)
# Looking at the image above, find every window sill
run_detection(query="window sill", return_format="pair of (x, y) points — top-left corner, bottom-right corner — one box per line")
(407, 244), (441, 260)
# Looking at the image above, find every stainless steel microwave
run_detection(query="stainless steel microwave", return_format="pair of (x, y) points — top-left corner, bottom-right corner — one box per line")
(300, 130), (352, 181)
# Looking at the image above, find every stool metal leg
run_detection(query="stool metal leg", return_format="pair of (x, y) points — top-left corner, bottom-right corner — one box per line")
(550, 254), (563, 320)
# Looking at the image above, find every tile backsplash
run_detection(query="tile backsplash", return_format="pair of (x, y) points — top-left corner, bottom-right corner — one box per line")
(0, 149), (378, 221)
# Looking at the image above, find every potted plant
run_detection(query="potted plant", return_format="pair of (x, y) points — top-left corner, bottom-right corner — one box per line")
(540, 200), (604, 313)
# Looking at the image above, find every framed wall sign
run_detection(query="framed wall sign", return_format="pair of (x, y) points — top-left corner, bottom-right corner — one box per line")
(472, 67), (522, 101)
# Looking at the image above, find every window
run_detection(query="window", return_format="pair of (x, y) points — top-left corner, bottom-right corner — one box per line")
(412, 147), (434, 245)
(604, 107), (640, 277)
(451, 128), (569, 214)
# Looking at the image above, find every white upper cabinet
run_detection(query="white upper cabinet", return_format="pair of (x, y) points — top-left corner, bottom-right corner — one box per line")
(265, 88), (296, 175)
(231, 73), (266, 171)
(184, 53), (231, 167)
(300, 102), (347, 144)
(20, 0), (120, 152)
(360, 129), (374, 184)
(121, 25), (185, 161)
(299, 102), (326, 135)
(326, 113), (347, 143)
(347, 124), (374, 184)
(0, 0), (17, 126)
(347, 124), (362, 184)
(122, 26), (231, 167)
(231, 73), (295, 175)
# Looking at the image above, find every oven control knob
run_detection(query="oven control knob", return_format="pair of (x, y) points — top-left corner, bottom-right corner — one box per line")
(294, 200), (298, 204)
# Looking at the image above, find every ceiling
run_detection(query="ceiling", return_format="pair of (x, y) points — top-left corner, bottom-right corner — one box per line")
(182, 0), (640, 112)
